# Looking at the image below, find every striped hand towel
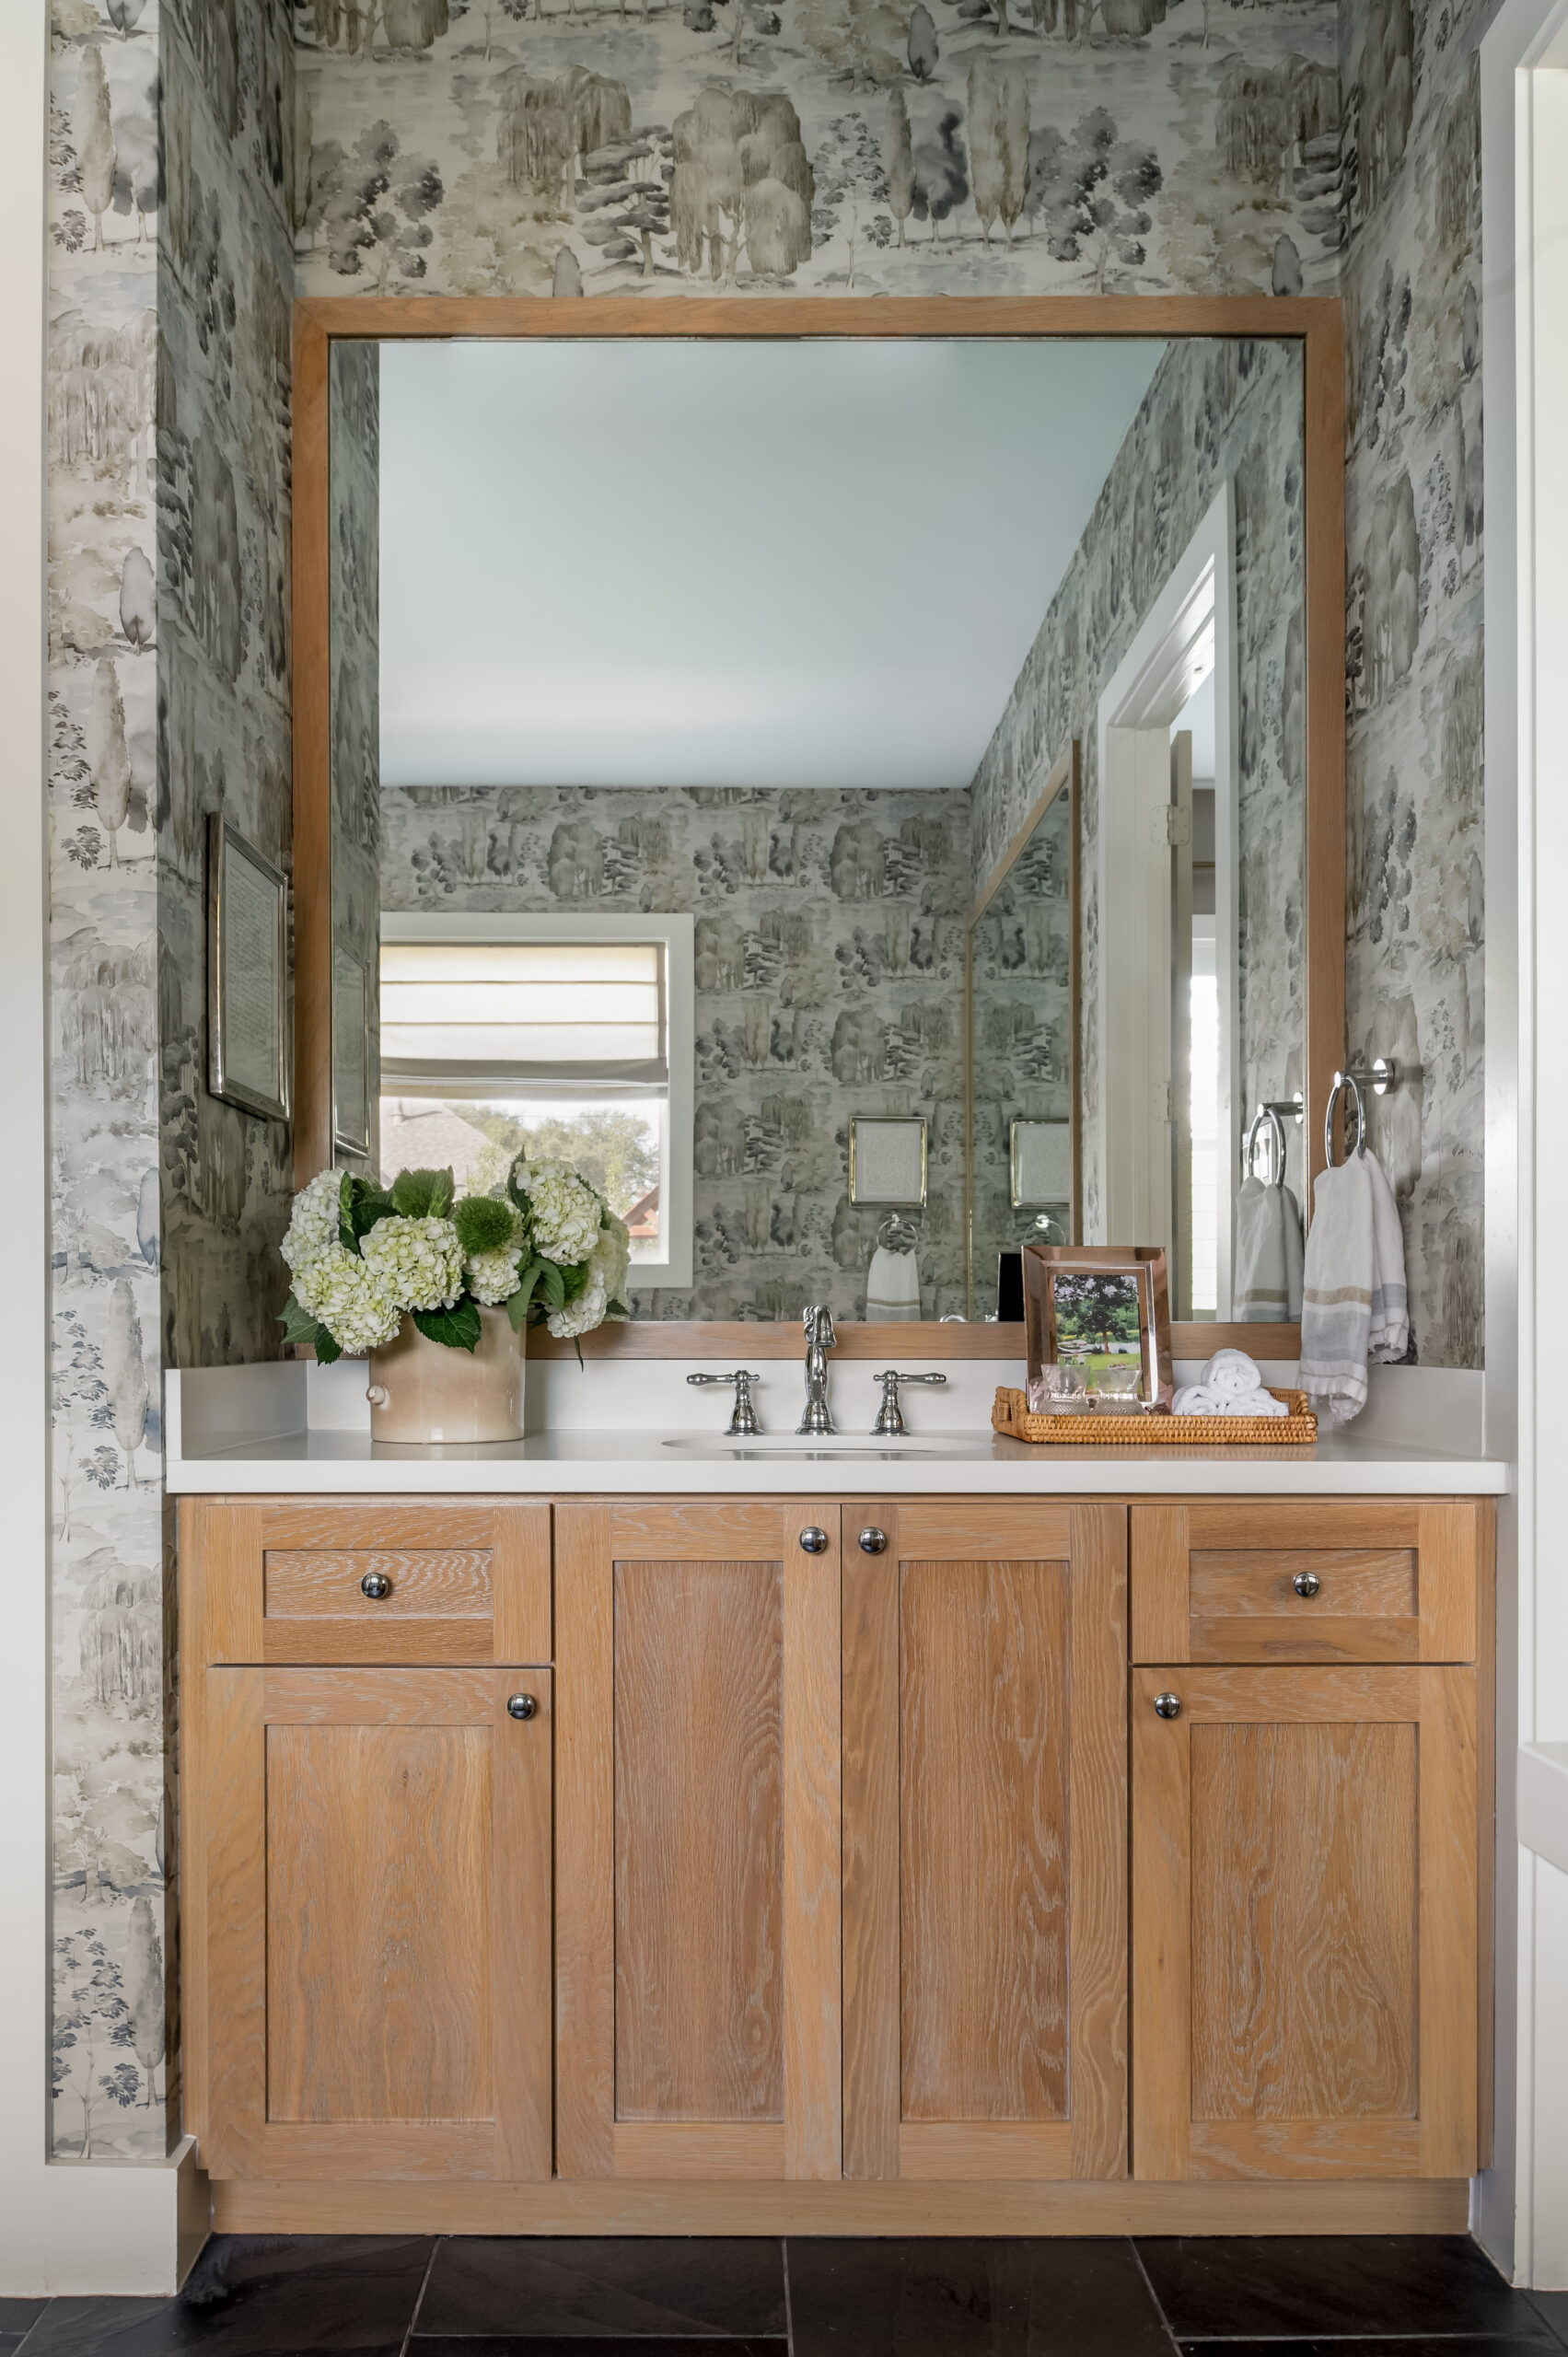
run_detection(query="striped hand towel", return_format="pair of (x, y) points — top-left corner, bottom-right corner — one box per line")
(1299, 1154), (1376, 1423)
(1365, 1147), (1411, 1362)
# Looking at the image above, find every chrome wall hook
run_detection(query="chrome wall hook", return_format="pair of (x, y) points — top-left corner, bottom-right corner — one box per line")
(1323, 1060), (1411, 1167)
(1243, 1094), (1304, 1186)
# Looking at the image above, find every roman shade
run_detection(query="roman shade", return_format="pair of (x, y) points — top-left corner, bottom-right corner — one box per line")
(379, 939), (667, 1095)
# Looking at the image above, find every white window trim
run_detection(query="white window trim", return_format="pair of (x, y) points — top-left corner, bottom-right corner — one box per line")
(380, 911), (694, 1289)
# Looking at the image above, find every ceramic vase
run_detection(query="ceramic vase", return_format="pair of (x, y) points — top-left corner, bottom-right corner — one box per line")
(366, 1306), (527, 1444)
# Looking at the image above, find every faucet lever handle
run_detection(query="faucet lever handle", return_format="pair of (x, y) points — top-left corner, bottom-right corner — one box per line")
(687, 1369), (763, 1436)
(869, 1367), (946, 1437)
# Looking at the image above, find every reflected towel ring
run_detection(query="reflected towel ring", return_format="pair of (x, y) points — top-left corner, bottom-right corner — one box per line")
(1245, 1104), (1287, 1187)
(877, 1212), (920, 1251)
(1323, 1068), (1367, 1166)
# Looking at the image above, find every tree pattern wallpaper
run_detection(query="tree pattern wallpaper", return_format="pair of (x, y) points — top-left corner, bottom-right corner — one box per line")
(380, 782), (973, 1318)
(970, 333), (1307, 1239)
(40, 0), (1500, 2163)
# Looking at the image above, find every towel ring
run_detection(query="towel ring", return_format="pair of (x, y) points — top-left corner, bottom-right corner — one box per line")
(1323, 1068), (1367, 1166)
(877, 1212), (919, 1251)
(1245, 1105), (1287, 1187)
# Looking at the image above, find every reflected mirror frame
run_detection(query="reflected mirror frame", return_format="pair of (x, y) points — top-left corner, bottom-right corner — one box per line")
(292, 298), (1343, 1358)
(1010, 1117), (1074, 1212)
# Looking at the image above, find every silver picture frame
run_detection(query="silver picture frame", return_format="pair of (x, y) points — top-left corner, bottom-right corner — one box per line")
(1010, 1117), (1073, 1209)
(206, 815), (289, 1124)
(331, 942), (372, 1161)
(848, 1115), (928, 1208)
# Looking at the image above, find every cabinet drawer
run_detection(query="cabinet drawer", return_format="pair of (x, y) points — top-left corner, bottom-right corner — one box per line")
(181, 1499), (551, 1665)
(1131, 1502), (1487, 1665)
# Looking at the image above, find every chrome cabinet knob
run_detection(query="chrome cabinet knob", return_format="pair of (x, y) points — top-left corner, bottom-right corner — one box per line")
(858, 1527), (887, 1554)
(506, 1693), (537, 1721)
(360, 1572), (392, 1600)
(1293, 1570), (1322, 1598)
(1154, 1691), (1182, 1720)
(799, 1527), (830, 1555)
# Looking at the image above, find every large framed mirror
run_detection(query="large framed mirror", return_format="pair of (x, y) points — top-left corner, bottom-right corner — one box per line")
(294, 298), (1344, 1357)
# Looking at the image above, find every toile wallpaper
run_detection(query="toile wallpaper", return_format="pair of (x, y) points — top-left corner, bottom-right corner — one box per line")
(970, 332), (1307, 1239)
(40, 0), (1502, 2165)
(381, 782), (972, 1318)
(46, 0), (295, 2161)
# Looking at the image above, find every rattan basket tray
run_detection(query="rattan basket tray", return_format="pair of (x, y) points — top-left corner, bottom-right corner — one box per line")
(993, 1386), (1318, 1446)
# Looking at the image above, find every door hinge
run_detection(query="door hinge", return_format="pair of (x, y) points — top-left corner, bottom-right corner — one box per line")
(1166, 805), (1192, 847)
(1151, 1082), (1173, 1124)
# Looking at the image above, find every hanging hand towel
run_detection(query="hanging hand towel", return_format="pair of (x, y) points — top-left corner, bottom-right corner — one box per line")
(1283, 1183), (1306, 1320)
(1299, 1154), (1376, 1423)
(866, 1244), (921, 1320)
(1233, 1178), (1291, 1321)
(1365, 1149), (1410, 1362)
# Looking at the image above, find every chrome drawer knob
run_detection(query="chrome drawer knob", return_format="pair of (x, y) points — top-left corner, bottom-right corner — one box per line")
(1154, 1691), (1182, 1720)
(799, 1527), (830, 1554)
(506, 1693), (537, 1722)
(858, 1527), (887, 1554)
(360, 1572), (392, 1600)
(1293, 1570), (1322, 1598)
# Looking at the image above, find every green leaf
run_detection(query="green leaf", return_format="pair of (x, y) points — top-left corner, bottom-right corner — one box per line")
(536, 1259), (566, 1311)
(337, 1168), (357, 1253)
(559, 1257), (592, 1305)
(313, 1325), (343, 1365)
(278, 1295), (323, 1351)
(411, 1300), (482, 1353)
(389, 1167), (456, 1221)
(344, 1181), (396, 1244)
(506, 1260), (545, 1331)
(606, 1297), (630, 1320)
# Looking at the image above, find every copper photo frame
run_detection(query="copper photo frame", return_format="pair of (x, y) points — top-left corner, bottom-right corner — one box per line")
(1022, 1244), (1175, 1410)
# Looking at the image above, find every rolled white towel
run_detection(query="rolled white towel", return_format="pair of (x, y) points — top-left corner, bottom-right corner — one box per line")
(1172, 1384), (1219, 1415)
(1224, 1387), (1291, 1419)
(1202, 1348), (1263, 1398)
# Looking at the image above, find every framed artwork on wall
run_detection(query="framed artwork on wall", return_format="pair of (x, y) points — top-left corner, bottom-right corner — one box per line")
(206, 815), (289, 1125)
(332, 944), (372, 1162)
(848, 1116), (928, 1208)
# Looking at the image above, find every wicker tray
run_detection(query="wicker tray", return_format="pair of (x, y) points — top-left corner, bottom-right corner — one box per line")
(993, 1386), (1318, 1446)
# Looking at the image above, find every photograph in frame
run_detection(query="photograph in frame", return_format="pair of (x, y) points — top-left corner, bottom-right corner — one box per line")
(1022, 1243), (1175, 1409)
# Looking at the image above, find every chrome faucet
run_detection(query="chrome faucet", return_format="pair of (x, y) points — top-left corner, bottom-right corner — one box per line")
(797, 1304), (837, 1434)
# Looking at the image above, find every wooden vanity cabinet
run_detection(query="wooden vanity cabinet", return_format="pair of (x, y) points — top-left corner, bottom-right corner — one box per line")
(1129, 1500), (1492, 2184)
(842, 1500), (1128, 2182)
(552, 1499), (842, 2182)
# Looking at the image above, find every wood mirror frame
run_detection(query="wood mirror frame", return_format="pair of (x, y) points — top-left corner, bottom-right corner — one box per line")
(293, 295), (1343, 1362)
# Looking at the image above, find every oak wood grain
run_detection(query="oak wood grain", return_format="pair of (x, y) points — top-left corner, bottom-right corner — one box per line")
(841, 1504), (900, 2182)
(266, 1722), (494, 2123)
(553, 1503), (617, 2179)
(1476, 1500), (1496, 2170)
(263, 1549), (494, 1618)
(900, 1557), (1069, 2122)
(612, 2121), (786, 2178)
(213, 2170), (1472, 2238)
(1065, 1502), (1131, 2179)
(1417, 1502), (1481, 1663)
(1190, 1719), (1418, 2123)
(202, 1666), (552, 2183)
(299, 293), (1345, 342)
(613, 1558), (784, 2124)
(1418, 1665), (1478, 2176)
(1188, 2120), (1423, 2177)
(783, 1501), (843, 2180)
(1189, 1550), (1418, 1617)
(898, 2123), (1074, 2179)
(1131, 1666), (1191, 2180)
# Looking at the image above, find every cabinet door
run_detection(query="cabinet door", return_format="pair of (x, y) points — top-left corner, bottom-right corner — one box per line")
(1131, 1501), (1484, 1665)
(555, 1500), (841, 2181)
(1132, 1663), (1478, 2179)
(203, 1666), (552, 2181)
(842, 1500), (1127, 2182)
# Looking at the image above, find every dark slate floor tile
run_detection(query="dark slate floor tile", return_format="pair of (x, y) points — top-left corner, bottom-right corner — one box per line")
(1530, 2289), (1568, 2348)
(785, 2237), (1172, 2357)
(414, 2340), (784, 2356)
(2, 2335), (36, 2357)
(414, 2240), (786, 2340)
(23, 2240), (434, 2357)
(0, 2309), (49, 2336)
(1137, 2235), (1549, 2343)
(1177, 2343), (1555, 2356)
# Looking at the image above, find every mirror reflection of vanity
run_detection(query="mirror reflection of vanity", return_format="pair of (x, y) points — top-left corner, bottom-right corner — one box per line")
(296, 304), (1343, 1347)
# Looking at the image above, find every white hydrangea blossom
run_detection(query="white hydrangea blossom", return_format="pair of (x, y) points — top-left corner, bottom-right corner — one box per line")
(280, 1169), (343, 1280)
(514, 1160), (602, 1266)
(591, 1214), (632, 1306)
(465, 1246), (522, 1306)
(359, 1215), (465, 1311)
(547, 1269), (609, 1341)
(293, 1244), (402, 1355)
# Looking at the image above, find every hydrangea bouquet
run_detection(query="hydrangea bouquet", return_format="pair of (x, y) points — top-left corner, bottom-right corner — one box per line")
(278, 1155), (632, 1364)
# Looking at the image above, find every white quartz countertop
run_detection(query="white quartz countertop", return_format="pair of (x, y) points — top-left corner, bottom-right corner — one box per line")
(164, 1363), (1507, 1497)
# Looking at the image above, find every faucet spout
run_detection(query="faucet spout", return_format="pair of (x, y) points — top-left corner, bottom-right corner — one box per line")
(797, 1304), (838, 1435)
